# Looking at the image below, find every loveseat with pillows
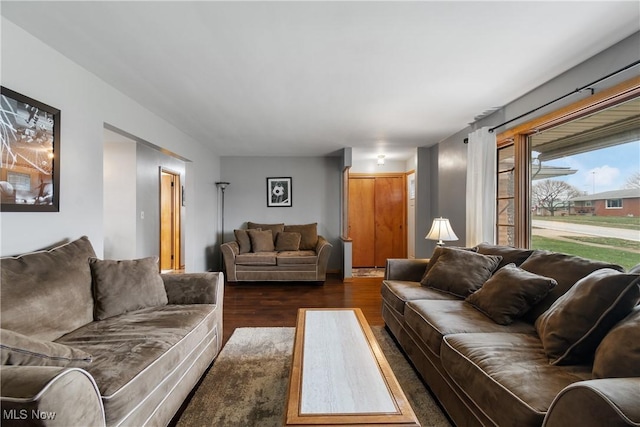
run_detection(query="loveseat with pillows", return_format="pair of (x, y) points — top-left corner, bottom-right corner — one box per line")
(382, 243), (640, 427)
(221, 222), (333, 282)
(0, 236), (224, 427)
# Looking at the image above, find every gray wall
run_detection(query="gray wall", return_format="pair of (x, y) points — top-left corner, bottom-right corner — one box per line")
(220, 156), (343, 271)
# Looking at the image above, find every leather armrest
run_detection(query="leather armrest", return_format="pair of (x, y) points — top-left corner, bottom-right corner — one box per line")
(543, 378), (640, 427)
(384, 258), (430, 281)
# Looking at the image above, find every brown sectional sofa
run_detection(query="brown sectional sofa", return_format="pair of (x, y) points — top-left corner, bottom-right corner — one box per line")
(0, 236), (224, 427)
(221, 222), (333, 282)
(382, 243), (640, 427)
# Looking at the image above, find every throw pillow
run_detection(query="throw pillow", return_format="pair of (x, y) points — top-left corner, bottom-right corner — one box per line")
(466, 263), (557, 325)
(90, 257), (168, 321)
(284, 223), (318, 250)
(1, 328), (92, 367)
(275, 232), (301, 251)
(535, 268), (640, 365)
(421, 248), (502, 298)
(234, 229), (253, 254)
(248, 222), (284, 243)
(519, 251), (624, 323)
(475, 243), (534, 270)
(420, 246), (478, 284)
(247, 229), (275, 252)
(592, 306), (640, 378)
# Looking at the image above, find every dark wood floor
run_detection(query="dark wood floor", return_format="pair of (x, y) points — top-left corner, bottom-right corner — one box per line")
(222, 274), (385, 346)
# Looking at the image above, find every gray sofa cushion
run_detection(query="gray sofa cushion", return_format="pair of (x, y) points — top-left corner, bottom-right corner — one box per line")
(466, 264), (557, 325)
(476, 243), (534, 270)
(1, 328), (92, 367)
(57, 304), (217, 426)
(90, 257), (168, 321)
(519, 251), (624, 323)
(0, 236), (96, 341)
(442, 333), (592, 427)
(405, 300), (535, 357)
(535, 269), (640, 365)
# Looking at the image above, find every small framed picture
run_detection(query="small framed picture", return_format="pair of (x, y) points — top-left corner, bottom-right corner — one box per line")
(267, 177), (292, 207)
(0, 87), (61, 212)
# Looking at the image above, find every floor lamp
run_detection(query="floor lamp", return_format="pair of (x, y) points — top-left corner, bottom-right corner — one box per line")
(216, 182), (230, 269)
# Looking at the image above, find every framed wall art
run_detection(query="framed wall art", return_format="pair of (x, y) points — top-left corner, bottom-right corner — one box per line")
(267, 177), (292, 207)
(0, 87), (60, 212)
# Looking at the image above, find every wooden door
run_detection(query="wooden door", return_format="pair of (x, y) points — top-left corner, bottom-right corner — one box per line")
(349, 174), (406, 267)
(374, 176), (405, 266)
(349, 178), (376, 267)
(160, 170), (180, 271)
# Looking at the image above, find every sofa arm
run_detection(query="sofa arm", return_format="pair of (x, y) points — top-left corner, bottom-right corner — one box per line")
(0, 366), (104, 427)
(162, 272), (224, 305)
(221, 242), (239, 282)
(315, 236), (333, 280)
(384, 258), (430, 281)
(543, 378), (640, 427)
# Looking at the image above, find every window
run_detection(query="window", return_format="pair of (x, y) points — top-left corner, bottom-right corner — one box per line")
(496, 78), (640, 270)
(606, 199), (623, 209)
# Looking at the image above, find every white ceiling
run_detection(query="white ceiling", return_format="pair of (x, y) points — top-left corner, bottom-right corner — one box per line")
(2, 1), (639, 161)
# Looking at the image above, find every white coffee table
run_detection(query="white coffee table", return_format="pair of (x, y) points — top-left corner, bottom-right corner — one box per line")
(285, 308), (420, 426)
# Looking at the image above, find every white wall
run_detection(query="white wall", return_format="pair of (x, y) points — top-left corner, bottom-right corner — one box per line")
(1, 19), (220, 271)
(220, 156), (343, 271)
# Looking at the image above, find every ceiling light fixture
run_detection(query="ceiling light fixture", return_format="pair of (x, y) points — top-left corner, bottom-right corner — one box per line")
(377, 155), (385, 166)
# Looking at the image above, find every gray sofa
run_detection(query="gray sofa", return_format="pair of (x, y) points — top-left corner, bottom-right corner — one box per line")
(221, 222), (333, 282)
(0, 236), (224, 427)
(382, 243), (640, 427)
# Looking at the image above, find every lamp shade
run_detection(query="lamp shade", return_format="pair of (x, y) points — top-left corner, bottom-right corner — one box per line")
(425, 217), (458, 246)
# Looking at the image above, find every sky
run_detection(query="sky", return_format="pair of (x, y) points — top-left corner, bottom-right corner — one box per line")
(542, 140), (640, 194)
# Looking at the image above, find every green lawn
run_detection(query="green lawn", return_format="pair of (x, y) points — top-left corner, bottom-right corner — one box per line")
(532, 215), (640, 231)
(531, 236), (640, 270)
(561, 235), (640, 251)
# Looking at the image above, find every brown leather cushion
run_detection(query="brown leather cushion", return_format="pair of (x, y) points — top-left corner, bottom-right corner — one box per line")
(284, 223), (318, 250)
(420, 245), (478, 283)
(1, 328), (92, 367)
(476, 243), (534, 270)
(421, 247), (501, 298)
(90, 257), (168, 321)
(593, 306), (640, 378)
(535, 269), (640, 365)
(519, 251), (624, 323)
(466, 263), (557, 325)
(247, 229), (275, 252)
(275, 231), (301, 251)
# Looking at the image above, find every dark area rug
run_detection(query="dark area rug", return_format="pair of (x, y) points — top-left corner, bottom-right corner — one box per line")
(176, 326), (450, 427)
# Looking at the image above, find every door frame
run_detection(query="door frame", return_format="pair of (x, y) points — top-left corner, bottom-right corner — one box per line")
(159, 168), (182, 271)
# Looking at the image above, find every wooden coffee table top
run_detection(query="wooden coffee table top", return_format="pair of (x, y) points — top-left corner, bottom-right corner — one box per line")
(285, 308), (420, 426)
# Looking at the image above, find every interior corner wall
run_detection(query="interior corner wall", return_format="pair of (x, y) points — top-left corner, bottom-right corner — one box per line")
(1, 18), (220, 271)
(219, 156), (343, 272)
(103, 139), (137, 259)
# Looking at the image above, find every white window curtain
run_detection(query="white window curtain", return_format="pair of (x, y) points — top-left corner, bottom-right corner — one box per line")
(466, 127), (497, 246)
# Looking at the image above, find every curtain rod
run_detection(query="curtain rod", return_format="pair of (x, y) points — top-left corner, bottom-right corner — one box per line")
(488, 59), (640, 133)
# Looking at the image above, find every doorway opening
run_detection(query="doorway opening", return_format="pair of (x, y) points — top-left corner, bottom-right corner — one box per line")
(160, 168), (181, 272)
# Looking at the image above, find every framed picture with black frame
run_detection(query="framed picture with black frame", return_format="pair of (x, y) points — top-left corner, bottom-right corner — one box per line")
(0, 87), (60, 212)
(266, 177), (292, 207)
